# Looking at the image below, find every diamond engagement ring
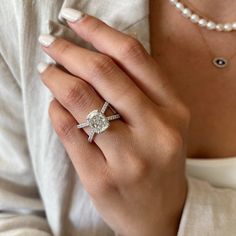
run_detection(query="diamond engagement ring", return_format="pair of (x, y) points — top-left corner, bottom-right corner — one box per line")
(77, 101), (121, 143)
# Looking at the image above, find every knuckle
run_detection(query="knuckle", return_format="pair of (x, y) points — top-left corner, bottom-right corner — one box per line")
(120, 37), (146, 62)
(55, 121), (74, 140)
(162, 128), (184, 157)
(54, 40), (73, 56)
(48, 99), (76, 140)
(126, 157), (150, 183)
(85, 17), (105, 36)
(53, 115), (75, 140)
(63, 81), (93, 109)
(63, 82), (81, 106)
(90, 55), (116, 78)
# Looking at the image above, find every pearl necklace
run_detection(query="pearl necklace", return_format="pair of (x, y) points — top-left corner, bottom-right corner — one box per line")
(169, 0), (236, 68)
(169, 0), (236, 32)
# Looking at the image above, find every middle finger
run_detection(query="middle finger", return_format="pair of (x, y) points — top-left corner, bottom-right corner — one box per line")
(38, 35), (154, 126)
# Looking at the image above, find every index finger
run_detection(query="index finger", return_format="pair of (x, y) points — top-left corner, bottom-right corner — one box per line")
(61, 8), (178, 107)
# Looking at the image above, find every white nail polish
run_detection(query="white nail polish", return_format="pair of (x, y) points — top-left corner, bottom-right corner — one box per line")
(61, 8), (85, 22)
(38, 34), (56, 47)
(49, 93), (55, 102)
(37, 62), (49, 73)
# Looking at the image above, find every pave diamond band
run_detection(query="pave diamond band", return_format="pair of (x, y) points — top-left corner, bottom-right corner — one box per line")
(77, 101), (121, 142)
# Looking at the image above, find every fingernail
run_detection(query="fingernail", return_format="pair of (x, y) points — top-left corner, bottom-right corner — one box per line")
(37, 62), (49, 73)
(61, 8), (85, 22)
(49, 94), (55, 102)
(38, 34), (56, 47)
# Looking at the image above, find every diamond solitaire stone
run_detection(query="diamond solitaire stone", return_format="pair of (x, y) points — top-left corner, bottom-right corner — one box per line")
(77, 101), (121, 143)
(87, 110), (110, 134)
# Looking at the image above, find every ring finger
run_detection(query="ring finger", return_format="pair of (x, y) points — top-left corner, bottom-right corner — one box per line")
(38, 63), (129, 154)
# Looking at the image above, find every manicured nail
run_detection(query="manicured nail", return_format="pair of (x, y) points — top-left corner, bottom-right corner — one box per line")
(61, 8), (85, 22)
(38, 34), (56, 47)
(37, 62), (49, 73)
(49, 94), (55, 102)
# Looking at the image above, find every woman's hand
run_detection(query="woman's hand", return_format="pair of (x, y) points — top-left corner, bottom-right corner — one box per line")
(38, 9), (190, 236)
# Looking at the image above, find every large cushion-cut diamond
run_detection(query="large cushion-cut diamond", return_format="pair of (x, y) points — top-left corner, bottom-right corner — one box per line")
(87, 110), (110, 134)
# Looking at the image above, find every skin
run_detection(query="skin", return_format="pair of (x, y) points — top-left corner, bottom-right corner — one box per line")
(38, 1), (236, 235)
(150, 0), (236, 159)
(39, 14), (188, 236)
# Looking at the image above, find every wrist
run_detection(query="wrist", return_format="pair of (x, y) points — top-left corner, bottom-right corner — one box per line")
(154, 177), (188, 236)
(116, 178), (188, 236)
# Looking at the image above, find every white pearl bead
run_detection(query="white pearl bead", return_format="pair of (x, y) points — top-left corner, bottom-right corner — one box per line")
(190, 14), (200, 23)
(232, 22), (236, 30)
(198, 19), (207, 27)
(224, 23), (233, 31)
(176, 2), (184, 11)
(169, 0), (178, 5)
(182, 8), (192, 18)
(169, 1), (236, 32)
(216, 24), (224, 31)
(207, 21), (216, 30)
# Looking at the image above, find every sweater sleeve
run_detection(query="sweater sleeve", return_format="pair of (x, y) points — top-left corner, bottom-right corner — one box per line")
(177, 176), (236, 236)
(0, 53), (52, 235)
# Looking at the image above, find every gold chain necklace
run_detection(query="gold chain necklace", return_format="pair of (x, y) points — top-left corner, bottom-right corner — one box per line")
(196, 26), (236, 68)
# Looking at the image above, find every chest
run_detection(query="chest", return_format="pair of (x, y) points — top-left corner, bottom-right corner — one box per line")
(149, 0), (236, 159)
